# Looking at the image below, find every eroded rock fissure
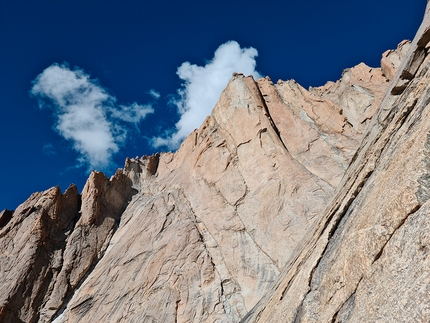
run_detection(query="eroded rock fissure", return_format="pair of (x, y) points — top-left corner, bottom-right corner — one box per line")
(372, 203), (421, 264)
(253, 80), (290, 154)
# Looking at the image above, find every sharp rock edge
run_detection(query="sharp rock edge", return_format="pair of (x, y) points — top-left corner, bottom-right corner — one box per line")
(1, 7), (429, 322)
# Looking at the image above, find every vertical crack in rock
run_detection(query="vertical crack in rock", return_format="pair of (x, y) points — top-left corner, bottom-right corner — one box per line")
(252, 78), (291, 154)
(176, 187), (246, 320)
(372, 204), (421, 264)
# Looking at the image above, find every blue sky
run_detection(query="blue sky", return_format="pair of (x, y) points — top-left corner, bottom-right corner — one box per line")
(0, 1), (426, 210)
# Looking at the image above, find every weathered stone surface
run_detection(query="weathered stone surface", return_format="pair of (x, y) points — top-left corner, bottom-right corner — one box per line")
(258, 61), (389, 188)
(55, 189), (234, 322)
(0, 11), (420, 323)
(0, 185), (80, 323)
(39, 170), (134, 322)
(241, 4), (430, 323)
(52, 54), (394, 322)
(0, 170), (134, 323)
(381, 40), (411, 81)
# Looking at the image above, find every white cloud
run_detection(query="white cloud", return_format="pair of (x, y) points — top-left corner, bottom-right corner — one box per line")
(153, 40), (262, 149)
(31, 63), (153, 172)
(148, 89), (160, 99)
(110, 102), (153, 126)
(42, 143), (56, 156)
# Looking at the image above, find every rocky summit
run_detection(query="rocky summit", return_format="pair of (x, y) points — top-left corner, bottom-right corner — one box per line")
(1, 4), (430, 323)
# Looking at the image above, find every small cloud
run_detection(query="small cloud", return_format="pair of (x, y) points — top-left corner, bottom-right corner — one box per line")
(42, 143), (56, 156)
(31, 63), (153, 173)
(110, 102), (154, 127)
(152, 40), (262, 149)
(148, 89), (160, 99)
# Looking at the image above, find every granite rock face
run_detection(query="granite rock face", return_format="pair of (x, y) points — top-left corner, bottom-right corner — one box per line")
(0, 171), (134, 323)
(241, 4), (430, 323)
(51, 61), (395, 322)
(0, 11), (423, 323)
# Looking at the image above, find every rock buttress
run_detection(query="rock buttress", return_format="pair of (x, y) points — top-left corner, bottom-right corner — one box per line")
(53, 54), (396, 322)
(241, 4), (430, 323)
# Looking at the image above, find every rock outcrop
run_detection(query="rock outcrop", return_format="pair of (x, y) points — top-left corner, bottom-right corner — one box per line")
(0, 6), (427, 323)
(50, 63), (396, 322)
(0, 171), (134, 322)
(241, 4), (430, 323)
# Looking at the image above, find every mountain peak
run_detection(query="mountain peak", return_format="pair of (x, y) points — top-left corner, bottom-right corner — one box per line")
(1, 6), (429, 322)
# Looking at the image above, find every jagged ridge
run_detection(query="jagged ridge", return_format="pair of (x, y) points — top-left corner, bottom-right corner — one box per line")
(0, 20), (418, 323)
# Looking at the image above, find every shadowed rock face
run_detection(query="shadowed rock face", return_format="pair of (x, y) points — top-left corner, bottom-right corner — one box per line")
(0, 209), (14, 229)
(0, 14), (422, 323)
(0, 185), (80, 323)
(0, 170), (134, 323)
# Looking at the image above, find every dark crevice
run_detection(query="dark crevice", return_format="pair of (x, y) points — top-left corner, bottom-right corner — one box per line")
(331, 309), (340, 323)
(279, 271), (296, 301)
(372, 203), (421, 264)
(417, 27), (430, 47)
(292, 304), (304, 323)
(331, 283), (359, 323)
(252, 81), (290, 154)
(392, 41), (427, 95)
(174, 298), (180, 323)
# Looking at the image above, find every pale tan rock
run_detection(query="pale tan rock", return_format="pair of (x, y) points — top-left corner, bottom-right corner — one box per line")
(242, 4), (430, 322)
(0, 170), (135, 323)
(53, 56), (393, 321)
(0, 17), (413, 323)
(57, 190), (231, 322)
(311, 62), (389, 133)
(258, 59), (392, 189)
(0, 185), (80, 323)
(40, 170), (134, 322)
(381, 39), (411, 81)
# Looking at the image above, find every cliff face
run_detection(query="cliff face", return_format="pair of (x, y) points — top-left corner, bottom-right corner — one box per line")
(242, 4), (430, 322)
(0, 171), (134, 323)
(0, 7), (427, 323)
